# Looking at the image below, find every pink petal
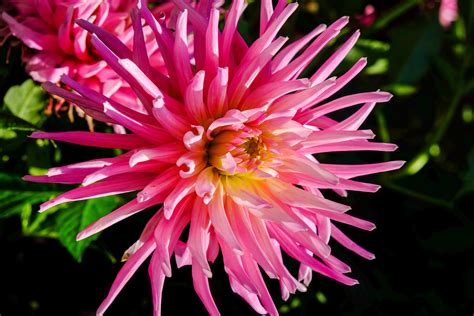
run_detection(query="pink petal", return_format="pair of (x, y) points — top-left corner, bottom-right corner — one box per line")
(188, 199), (213, 277)
(297, 91), (393, 124)
(30, 131), (150, 149)
(129, 143), (185, 167)
(184, 71), (208, 123)
(207, 185), (243, 254)
(163, 178), (196, 219)
(195, 167), (220, 205)
(310, 30), (360, 84)
(321, 161), (406, 179)
(331, 224), (375, 260)
(97, 239), (156, 316)
(39, 173), (155, 213)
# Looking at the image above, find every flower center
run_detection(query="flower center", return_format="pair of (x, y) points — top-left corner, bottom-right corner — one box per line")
(242, 137), (266, 158)
(207, 129), (269, 176)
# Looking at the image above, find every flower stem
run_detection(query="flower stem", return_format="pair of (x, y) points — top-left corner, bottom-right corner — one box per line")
(371, 0), (423, 31)
(382, 181), (453, 210)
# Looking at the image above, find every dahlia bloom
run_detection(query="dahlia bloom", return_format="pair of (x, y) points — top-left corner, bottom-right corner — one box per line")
(439, 0), (458, 28)
(26, 0), (403, 314)
(1, 0), (173, 107)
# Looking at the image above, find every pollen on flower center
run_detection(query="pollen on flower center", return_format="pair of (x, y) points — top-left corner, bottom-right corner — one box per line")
(242, 137), (266, 158)
(205, 128), (269, 176)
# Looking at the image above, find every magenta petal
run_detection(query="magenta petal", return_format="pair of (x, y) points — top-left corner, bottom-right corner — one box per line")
(30, 131), (150, 149)
(97, 239), (156, 316)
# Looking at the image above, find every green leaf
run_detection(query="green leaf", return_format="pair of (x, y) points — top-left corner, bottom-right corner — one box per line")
(0, 172), (61, 219)
(384, 83), (418, 96)
(356, 39), (390, 52)
(422, 226), (474, 254)
(388, 19), (443, 84)
(56, 196), (121, 262)
(0, 111), (38, 131)
(365, 58), (389, 75)
(3, 79), (47, 126)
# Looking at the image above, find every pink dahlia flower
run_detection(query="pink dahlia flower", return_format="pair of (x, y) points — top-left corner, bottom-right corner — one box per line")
(1, 0), (173, 108)
(439, 0), (458, 28)
(26, 0), (403, 314)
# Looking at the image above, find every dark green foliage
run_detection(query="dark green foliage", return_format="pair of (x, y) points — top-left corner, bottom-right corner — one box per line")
(56, 197), (122, 262)
(0, 0), (473, 315)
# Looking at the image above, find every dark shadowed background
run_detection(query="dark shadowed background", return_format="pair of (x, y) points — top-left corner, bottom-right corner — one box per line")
(0, 0), (473, 315)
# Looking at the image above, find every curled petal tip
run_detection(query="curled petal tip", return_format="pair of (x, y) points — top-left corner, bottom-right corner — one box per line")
(21, 176), (29, 181)
(297, 283), (307, 292)
(163, 206), (173, 220)
(29, 131), (43, 139)
(153, 97), (165, 109)
(102, 101), (113, 113)
(396, 160), (406, 168)
(203, 196), (212, 205)
(38, 203), (49, 213)
(203, 269), (213, 278)
(338, 16), (350, 25)
(137, 192), (149, 203)
(383, 92), (394, 101)
(161, 261), (173, 277)
(76, 232), (87, 241)
(233, 247), (244, 256)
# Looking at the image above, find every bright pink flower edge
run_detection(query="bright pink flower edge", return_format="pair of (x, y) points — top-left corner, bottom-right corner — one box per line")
(26, 0), (404, 315)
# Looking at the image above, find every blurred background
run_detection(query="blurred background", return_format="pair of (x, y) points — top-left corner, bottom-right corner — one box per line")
(0, 0), (473, 315)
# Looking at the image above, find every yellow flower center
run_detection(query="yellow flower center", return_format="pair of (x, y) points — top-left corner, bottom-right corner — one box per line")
(207, 129), (269, 176)
(242, 137), (266, 158)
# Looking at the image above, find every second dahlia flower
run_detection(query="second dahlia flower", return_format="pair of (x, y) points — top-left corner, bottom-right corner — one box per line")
(27, 0), (403, 314)
(1, 0), (173, 108)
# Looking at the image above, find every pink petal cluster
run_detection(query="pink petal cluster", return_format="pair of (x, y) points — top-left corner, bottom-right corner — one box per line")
(26, 0), (403, 315)
(1, 0), (173, 108)
(439, 0), (458, 28)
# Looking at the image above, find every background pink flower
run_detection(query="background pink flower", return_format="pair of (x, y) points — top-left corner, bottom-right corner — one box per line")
(439, 0), (458, 28)
(27, 0), (403, 315)
(1, 0), (173, 110)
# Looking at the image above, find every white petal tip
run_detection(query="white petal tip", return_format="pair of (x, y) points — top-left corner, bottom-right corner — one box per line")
(76, 232), (88, 241)
(298, 284), (308, 292)
(203, 269), (213, 278)
(233, 248), (244, 256)
(396, 160), (406, 168)
(161, 262), (172, 277)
